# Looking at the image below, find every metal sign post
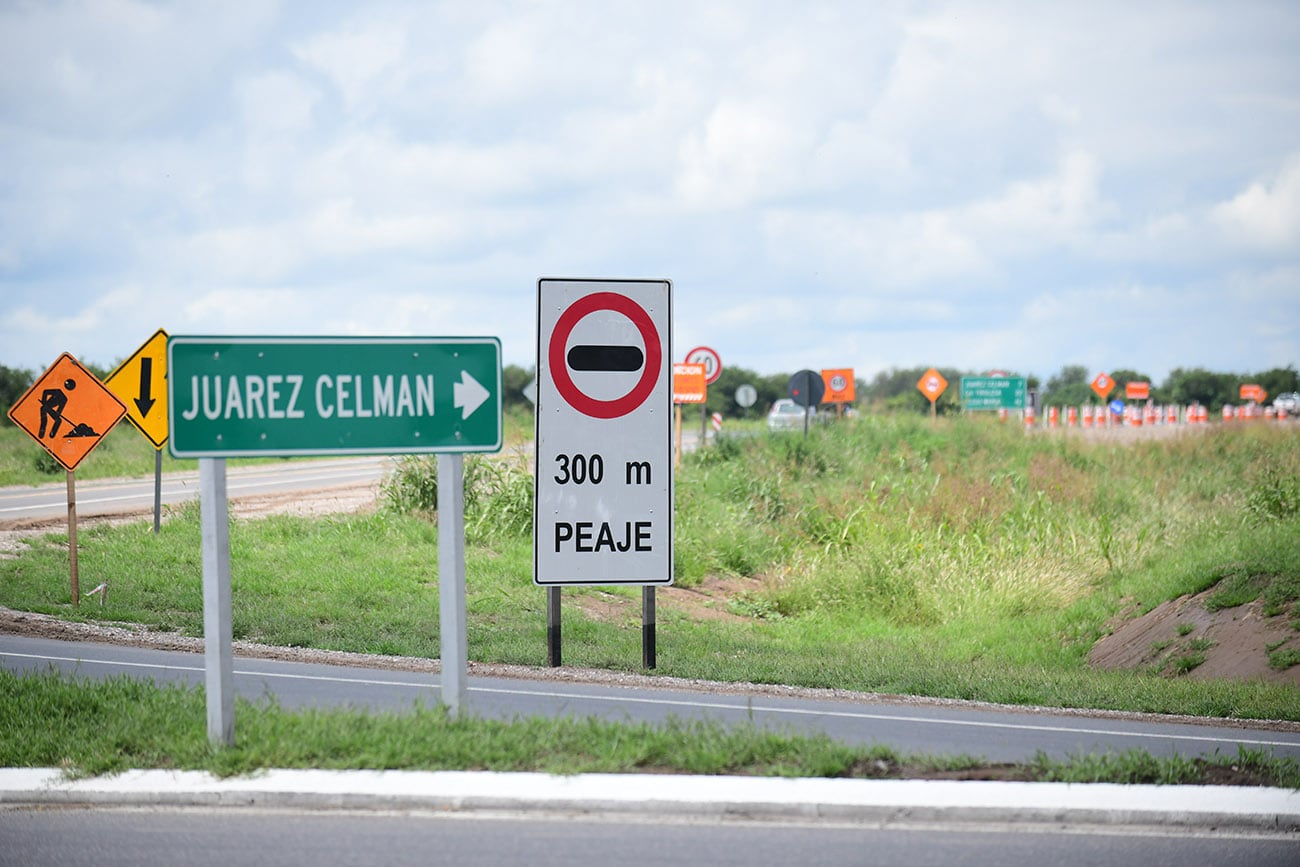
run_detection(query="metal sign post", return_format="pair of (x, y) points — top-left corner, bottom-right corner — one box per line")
(105, 328), (171, 534)
(917, 368), (949, 421)
(535, 278), (673, 670)
(547, 587), (562, 667)
(170, 334), (502, 742)
(200, 457), (234, 747)
(168, 336), (501, 457)
(8, 353), (127, 606)
(153, 450), (163, 534)
(685, 347), (722, 452)
(672, 363), (706, 467)
(437, 454), (468, 716)
(789, 369), (824, 436)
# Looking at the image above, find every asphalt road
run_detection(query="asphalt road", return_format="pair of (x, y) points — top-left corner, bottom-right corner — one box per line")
(4, 635), (1298, 764)
(4, 806), (1297, 867)
(0, 457), (395, 525)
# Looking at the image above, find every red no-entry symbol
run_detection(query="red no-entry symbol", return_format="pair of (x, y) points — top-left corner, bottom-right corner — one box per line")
(548, 292), (663, 419)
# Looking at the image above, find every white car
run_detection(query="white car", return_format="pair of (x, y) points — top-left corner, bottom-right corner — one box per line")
(1273, 392), (1300, 414)
(767, 399), (819, 431)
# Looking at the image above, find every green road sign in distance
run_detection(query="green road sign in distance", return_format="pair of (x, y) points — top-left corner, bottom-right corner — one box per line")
(960, 376), (1027, 411)
(168, 336), (502, 457)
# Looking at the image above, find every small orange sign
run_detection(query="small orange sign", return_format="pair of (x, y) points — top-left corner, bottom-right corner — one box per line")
(1239, 384), (1266, 402)
(821, 368), (856, 404)
(1090, 372), (1114, 400)
(8, 353), (127, 471)
(916, 368), (948, 402)
(1125, 381), (1150, 401)
(672, 363), (707, 404)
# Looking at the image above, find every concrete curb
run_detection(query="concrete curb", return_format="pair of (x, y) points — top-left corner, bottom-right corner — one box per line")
(3, 769), (1299, 830)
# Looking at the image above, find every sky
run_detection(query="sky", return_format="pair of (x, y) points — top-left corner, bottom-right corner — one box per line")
(2, 0), (1298, 389)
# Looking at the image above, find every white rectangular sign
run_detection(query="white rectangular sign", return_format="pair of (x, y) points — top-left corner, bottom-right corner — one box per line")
(534, 278), (673, 586)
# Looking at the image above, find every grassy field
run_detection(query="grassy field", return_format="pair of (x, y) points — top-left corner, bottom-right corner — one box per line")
(3, 415), (1297, 723)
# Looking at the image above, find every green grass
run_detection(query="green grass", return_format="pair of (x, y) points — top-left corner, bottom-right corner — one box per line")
(5, 670), (1297, 786)
(0, 424), (183, 486)
(2, 418), (1298, 724)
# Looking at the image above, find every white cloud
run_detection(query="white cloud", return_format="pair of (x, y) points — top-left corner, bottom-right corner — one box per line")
(1, 1), (1297, 385)
(291, 16), (410, 113)
(237, 71), (321, 138)
(676, 100), (814, 209)
(758, 150), (1105, 290)
(1212, 154), (1300, 250)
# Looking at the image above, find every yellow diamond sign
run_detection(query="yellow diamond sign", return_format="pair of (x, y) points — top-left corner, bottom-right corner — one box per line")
(105, 328), (169, 449)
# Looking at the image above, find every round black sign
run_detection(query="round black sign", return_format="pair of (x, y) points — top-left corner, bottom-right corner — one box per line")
(788, 369), (824, 408)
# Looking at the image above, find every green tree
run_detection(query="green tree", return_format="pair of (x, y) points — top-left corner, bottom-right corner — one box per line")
(865, 366), (963, 415)
(0, 364), (36, 426)
(1165, 367), (1236, 411)
(1041, 365), (1094, 408)
(501, 364), (535, 412)
(1251, 366), (1299, 402)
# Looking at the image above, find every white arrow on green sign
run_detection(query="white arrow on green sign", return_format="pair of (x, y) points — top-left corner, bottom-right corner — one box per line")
(167, 336), (502, 458)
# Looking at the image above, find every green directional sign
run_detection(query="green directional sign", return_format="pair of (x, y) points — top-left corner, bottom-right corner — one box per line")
(167, 337), (502, 457)
(960, 376), (1027, 411)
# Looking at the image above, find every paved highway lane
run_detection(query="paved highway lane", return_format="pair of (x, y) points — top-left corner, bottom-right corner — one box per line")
(4, 635), (1298, 764)
(0, 457), (394, 524)
(5, 806), (1298, 867)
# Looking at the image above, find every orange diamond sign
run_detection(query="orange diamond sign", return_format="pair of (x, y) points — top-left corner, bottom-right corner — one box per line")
(916, 368), (948, 402)
(1090, 372), (1114, 400)
(8, 353), (127, 471)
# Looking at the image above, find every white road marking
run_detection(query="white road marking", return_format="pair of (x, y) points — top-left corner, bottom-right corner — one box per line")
(6, 649), (1298, 751)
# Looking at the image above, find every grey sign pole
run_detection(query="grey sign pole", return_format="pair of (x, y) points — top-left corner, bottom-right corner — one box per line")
(199, 457), (234, 747)
(437, 453), (468, 717)
(153, 449), (163, 534)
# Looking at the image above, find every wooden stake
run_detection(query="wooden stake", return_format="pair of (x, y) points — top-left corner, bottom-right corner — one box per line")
(674, 404), (683, 468)
(66, 470), (79, 607)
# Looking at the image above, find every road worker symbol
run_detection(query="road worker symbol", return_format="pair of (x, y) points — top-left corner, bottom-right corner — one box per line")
(8, 353), (127, 471)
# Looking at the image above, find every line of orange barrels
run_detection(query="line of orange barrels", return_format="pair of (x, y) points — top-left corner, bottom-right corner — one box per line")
(1009, 402), (1293, 429)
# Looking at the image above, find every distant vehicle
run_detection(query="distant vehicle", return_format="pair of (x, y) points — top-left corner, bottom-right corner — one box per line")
(1274, 392), (1300, 414)
(767, 399), (819, 431)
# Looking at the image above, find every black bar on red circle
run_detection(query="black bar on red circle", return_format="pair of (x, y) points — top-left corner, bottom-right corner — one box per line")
(567, 345), (644, 372)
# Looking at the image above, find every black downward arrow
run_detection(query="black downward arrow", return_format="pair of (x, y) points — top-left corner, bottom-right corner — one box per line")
(135, 357), (156, 417)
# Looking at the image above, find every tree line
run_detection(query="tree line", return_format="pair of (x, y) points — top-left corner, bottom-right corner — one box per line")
(3, 360), (1296, 426)
(861, 364), (1299, 416)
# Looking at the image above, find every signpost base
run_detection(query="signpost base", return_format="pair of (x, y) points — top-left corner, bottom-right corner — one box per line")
(547, 587), (562, 667)
(642, 586), (656, 669)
